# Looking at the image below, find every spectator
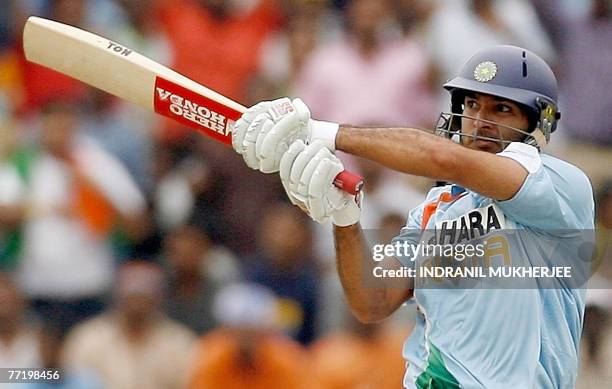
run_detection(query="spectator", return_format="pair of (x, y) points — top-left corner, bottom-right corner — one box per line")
(532, 0), (612, 188)
(189, 282), (318, 389)
(152, 141), (214, 232)
(258, 0), (342, 95)
(23, 323), (104, 389)
(425, 0), (554, 109)
(9, 0), (89, 114)
(162, 221), (240, 334)
(295, 0), (437, 127)
(0, 273), (40, 368)
(576, 287), (612, 388)
(310, 316), (409, 389)
(245, 204), (320, 344)
(62, 261), (196, 389)
(86, 86), (157, 193)
(393, 0), (437, 38)
(0, 276), (96, 389)
(109, 0), (172, 64)
(575, 181), (612, 388)
(593, 182), (612, 281)
(0, 99), (148, 333)
(191, 135), (287, 255)
(156, 0), (282, 140)
(150, 137), (277, 256)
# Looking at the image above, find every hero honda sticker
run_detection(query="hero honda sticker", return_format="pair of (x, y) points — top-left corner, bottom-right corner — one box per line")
(153, 77), (240, 145)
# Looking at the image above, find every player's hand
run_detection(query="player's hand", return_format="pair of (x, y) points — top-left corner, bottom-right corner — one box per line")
(232, 97), (339, 173)
(280, 140), (361, 226)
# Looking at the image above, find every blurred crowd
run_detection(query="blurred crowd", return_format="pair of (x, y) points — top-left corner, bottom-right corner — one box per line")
(0, 0), (610, 388)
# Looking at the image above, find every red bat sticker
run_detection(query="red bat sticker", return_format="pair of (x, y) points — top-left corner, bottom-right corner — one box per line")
(153, 77), (240, 145)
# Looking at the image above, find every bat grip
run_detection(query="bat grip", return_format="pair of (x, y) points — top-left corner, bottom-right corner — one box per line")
(333, 170), (364, 196)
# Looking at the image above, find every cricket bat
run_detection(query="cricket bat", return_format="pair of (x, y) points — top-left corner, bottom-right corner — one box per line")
(22, 16), (363, 195)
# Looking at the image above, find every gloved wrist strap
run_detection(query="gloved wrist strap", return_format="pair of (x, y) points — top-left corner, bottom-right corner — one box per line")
(310, 120), (339, 151)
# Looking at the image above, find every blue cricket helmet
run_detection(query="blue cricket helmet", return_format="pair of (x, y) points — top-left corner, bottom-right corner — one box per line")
(437, 45), (561, 149)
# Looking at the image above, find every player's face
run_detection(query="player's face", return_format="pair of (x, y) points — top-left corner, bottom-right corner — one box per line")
(460, 93), (530, 153)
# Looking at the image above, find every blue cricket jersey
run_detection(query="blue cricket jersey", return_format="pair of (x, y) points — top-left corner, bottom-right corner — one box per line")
(392, 142), (595, 389)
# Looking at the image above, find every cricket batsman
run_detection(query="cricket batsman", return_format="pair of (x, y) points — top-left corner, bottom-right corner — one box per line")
(232, 45), (595, 388)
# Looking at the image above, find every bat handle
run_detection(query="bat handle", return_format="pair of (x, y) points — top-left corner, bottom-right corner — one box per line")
(333, 170), (364, 196)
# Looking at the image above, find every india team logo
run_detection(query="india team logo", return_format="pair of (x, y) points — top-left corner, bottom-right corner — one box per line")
(474, 61), (498, 83)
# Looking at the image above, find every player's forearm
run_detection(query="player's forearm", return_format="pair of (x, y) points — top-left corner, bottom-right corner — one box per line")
(335, 125), (525, 200)
(336, 125), (459, 182)
(334, 223), (404, 323)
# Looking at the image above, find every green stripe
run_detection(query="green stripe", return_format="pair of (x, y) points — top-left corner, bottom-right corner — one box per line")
(415, 343), (461, 389)
(0, 148), (37, 270)
(0, 230), (21, 270)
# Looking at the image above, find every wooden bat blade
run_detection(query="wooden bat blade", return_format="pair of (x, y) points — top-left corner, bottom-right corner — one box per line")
(22, 16), (363, 195)
(23, 16), (243, 144)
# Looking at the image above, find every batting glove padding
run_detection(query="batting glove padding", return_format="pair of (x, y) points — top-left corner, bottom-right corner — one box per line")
(280, 140), (361, 227)
(232, 97), (338, 173)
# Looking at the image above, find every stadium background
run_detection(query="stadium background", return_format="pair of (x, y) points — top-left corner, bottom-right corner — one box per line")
(0, 0), (610, 387)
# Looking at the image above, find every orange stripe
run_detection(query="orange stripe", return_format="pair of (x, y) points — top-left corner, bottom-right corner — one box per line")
(421, 201), (439, 229)
(420, 191), (466, 228)
(70, 161), (116, 237)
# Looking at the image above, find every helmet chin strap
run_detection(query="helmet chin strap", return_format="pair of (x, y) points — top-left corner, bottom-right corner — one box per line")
(526, 128), (547, 149)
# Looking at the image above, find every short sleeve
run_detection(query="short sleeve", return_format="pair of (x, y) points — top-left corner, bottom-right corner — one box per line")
(496, 142), (594, 229)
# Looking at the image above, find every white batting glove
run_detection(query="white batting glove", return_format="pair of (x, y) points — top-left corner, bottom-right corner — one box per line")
(232, 98), (339, 173)
(279, 140), (361, 227)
